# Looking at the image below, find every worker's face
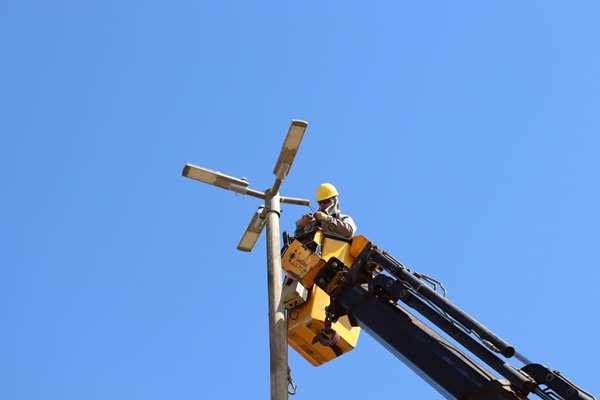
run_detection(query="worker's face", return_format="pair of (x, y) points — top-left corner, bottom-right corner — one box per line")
(318, 197), (333, 211)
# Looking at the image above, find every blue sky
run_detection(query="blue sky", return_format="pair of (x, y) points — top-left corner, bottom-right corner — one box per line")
(1, 1), (599, 399)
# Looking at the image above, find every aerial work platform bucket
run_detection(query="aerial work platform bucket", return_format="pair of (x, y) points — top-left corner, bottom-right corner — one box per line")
(281, 230), (366, 366)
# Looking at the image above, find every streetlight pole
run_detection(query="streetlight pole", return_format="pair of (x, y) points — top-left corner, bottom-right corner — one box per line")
(181, 120), (309, 400)
(264, 189), (287, 399)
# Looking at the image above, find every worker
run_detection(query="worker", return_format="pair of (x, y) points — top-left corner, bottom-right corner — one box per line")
(294, 183), (357, 238)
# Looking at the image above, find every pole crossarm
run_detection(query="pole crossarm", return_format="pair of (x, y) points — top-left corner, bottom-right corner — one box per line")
(280, 196), (310, 206)
(182, 163), (309, 207)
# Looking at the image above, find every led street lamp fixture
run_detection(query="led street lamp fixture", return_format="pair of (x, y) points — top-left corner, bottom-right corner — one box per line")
(237, 206), (267, 252)
(182, 163), (249, 195)
(273, 120), (307, 181)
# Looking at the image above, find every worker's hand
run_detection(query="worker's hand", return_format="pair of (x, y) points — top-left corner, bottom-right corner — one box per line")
(296, 213), (314, 226)
(314, 211), (330, 223)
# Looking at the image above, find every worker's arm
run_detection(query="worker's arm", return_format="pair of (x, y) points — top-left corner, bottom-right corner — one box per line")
(315, 212), (356, 238)
(295, 213), (314, 237)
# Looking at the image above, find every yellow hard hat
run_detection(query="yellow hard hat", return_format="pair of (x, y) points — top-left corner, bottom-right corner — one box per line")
(316, 183), (339, 202)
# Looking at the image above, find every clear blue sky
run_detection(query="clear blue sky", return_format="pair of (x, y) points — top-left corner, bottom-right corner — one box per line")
(2, 2), (599, 399)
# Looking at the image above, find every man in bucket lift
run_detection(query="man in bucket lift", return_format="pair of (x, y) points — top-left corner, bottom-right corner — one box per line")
(294, 183), (357, 239)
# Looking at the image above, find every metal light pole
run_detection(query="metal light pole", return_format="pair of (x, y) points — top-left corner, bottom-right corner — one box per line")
(182, 120), (309, 400)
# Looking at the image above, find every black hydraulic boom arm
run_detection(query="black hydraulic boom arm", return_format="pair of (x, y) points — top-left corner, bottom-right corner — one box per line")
(314, 241), (595, 400)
